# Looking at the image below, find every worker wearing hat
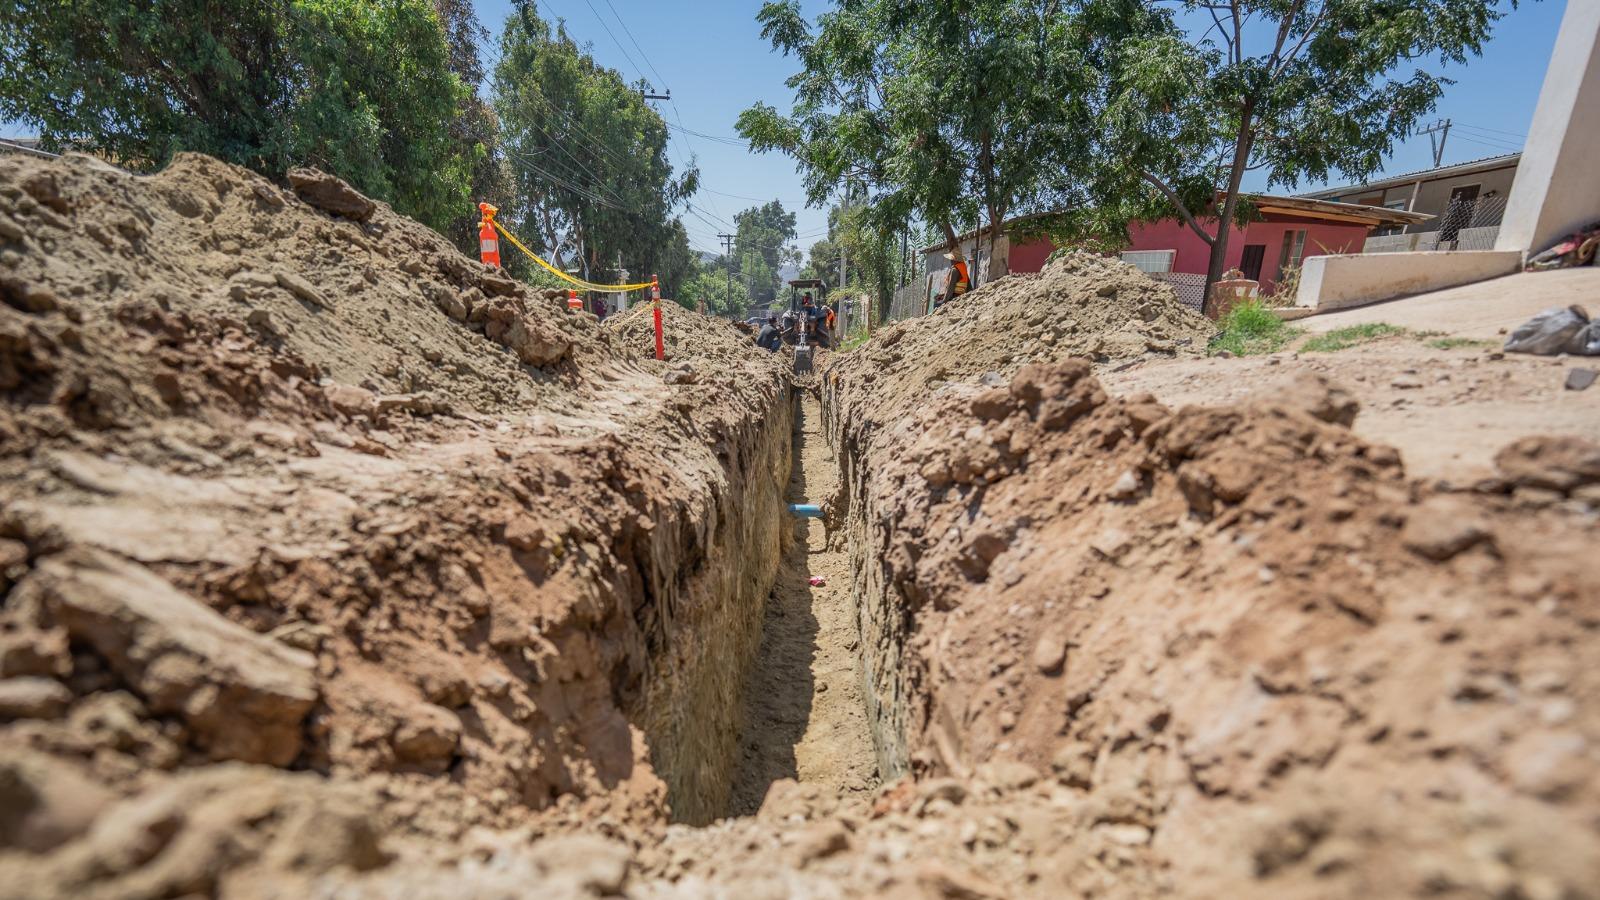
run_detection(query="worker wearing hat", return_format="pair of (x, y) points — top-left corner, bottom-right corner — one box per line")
(939, 247), (971, 308)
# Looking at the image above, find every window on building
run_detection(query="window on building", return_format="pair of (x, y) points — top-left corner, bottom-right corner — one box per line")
(1278, 229), (1307, 276)
(1119, 249), (1175, 274)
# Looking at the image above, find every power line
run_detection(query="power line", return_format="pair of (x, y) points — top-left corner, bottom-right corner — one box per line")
(599, 0), (669, 92)
(664, 121), (749, 148)
(700, 186), (809, 205)
(684, 203), (733, 234)
(479, 37), (647, 179)
(1454, 121), (1527, 141)
(488, 35), (733, 227)
(1451, 134), (1523, 154)
(686, 202), (737, 229)
(578, 0), (650, 88)
(502, 144), (634, 212)
(480, 17), (799, 244)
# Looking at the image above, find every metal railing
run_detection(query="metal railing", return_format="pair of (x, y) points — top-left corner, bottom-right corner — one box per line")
(0, 139), (60, 160)
(1365, 193), (1508, 253)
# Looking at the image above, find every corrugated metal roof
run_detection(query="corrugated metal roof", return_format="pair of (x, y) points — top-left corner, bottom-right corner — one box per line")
(1299, 153), (1520, 199)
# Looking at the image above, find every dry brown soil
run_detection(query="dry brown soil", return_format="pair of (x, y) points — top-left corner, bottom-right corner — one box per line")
(2, 153), (1598, 900)
(1104, 340), (1600, 481)
(730, 394), (878, 815)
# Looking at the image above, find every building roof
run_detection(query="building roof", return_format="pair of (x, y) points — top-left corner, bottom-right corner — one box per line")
(917, 195), (1427, 253)
(0, 137), (58, 160)
(1248, 194), (1432, 226)
(1299, 153), (1520, 200)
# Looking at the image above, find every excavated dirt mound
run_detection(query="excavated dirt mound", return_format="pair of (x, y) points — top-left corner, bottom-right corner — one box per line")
(605, 300), (772, 369)
(0, 152), (797, 893)
(5, 149), (1598, 900)
(840, 250), (1214, 417)
(815, 330), (1600, 895)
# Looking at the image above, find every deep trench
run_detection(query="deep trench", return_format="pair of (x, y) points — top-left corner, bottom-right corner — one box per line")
(726, 393), (880, 815)
(632, 384), (885, 825)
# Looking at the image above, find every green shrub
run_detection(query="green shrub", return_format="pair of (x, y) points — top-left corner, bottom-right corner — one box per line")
(1425, 336), (1497, 351)
(1210, 300), (1300, 356)
(1300, 323), (1408, 352)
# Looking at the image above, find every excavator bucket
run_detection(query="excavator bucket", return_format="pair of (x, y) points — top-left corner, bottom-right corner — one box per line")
(794, 344), (814, 375)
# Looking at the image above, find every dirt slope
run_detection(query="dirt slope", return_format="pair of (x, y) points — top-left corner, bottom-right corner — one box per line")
(4, 148), (1598, 900)
(816, 258), (1600, 896)
(0, 151), (793, 892)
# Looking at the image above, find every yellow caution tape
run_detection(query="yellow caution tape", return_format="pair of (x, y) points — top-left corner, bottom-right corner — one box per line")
(491, 220), (653, 293)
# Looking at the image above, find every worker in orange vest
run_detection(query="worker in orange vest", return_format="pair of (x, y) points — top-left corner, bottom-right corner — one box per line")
(938, 247), (970, 308)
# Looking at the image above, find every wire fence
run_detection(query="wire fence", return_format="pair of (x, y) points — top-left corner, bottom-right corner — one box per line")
(1365, 193), (1509, 253)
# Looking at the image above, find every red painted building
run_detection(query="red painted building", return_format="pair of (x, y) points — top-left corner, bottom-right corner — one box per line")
(920, 195), (1430, 308)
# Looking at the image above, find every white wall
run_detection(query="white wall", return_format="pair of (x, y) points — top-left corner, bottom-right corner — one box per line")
(1497, 2), (1600, 256)
(1295, 251), (1522, 312)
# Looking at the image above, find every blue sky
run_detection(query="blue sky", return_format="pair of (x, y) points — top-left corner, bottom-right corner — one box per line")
(3, 0), (1567, 255)
(469, 0), (840, 254)
(478, 0), (1565, 254)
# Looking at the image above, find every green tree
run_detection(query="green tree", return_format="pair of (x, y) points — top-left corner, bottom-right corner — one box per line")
(1093, 0), (1513, 293)
(801, 236), (838, 283)
(292, 0), (473, 232)
(737, 0), (1100, 278)
(731, 200), (799, 306)
(0, 0), (475, 234)
(677, 269), (744, 318)
(492, 1), (696, 288)
(432, 0), (513, 253)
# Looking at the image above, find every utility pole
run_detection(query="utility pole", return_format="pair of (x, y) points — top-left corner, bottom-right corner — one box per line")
(614, 250), (628, 313)
(639, 85), (671, 102)
(718, 233), (734, 315)
(1422, 118), (1452, 168)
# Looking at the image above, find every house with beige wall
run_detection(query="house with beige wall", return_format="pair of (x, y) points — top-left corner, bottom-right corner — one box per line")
(1301, 153), (1520, 251)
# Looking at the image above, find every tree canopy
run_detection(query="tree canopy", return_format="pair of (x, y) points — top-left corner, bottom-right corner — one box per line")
(731, 200), (799, 306)
(0, 0), (476, 234)
(1091, 0), (1512, 288)
(737, 0), (1102, 277)
(492, 1), (697, 294)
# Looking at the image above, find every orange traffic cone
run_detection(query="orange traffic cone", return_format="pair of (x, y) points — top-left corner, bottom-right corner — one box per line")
(477, 202), (500, 268)
(567, 289), (583, 312)
(651, 275), (664, 360)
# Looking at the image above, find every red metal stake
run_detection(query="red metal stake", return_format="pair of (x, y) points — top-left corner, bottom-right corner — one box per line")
(651, 274), (664, 361)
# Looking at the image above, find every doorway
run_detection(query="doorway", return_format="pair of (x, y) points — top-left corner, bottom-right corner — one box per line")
(1239, 244), (1266, 281)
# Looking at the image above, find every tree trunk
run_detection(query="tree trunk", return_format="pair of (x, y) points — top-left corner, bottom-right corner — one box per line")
(986, 204), (1009, 280)
(1204, 104), (1256, 301)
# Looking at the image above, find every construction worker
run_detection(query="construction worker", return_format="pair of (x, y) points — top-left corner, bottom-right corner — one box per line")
(801, 295), (830, 348)
(756, 315), (782, 352)
(938, 247), (971, 308)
